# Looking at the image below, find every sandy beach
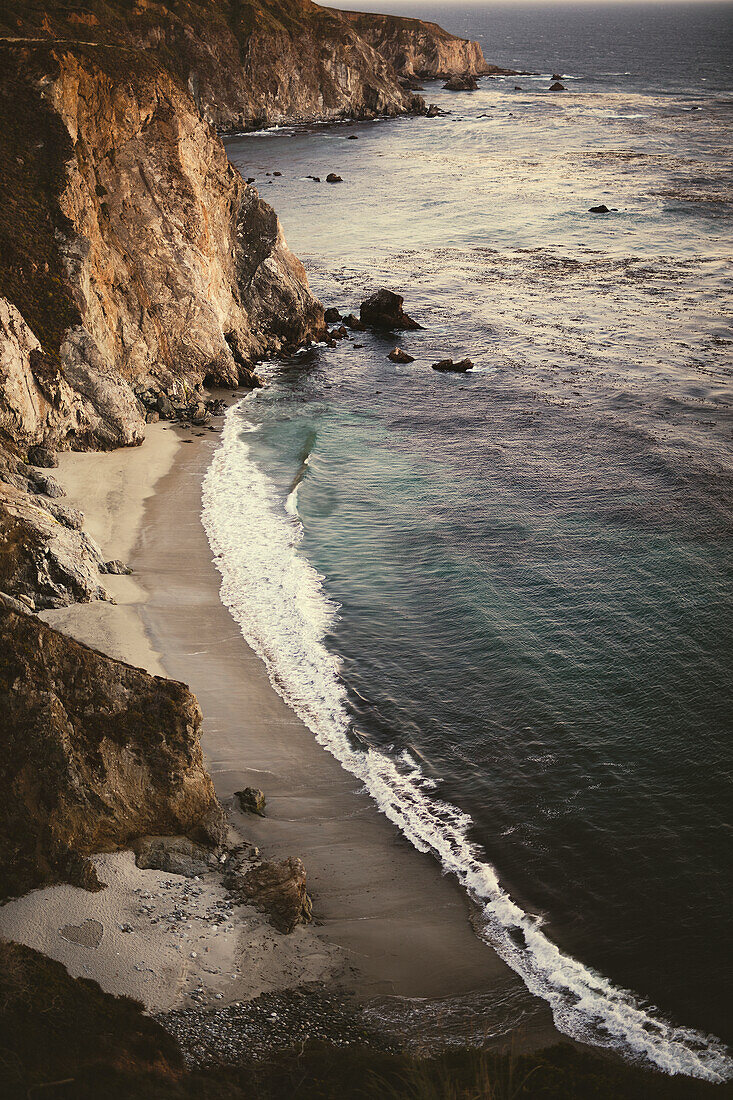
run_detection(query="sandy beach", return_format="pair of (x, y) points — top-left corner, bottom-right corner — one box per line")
(0, 400), (556, 1048)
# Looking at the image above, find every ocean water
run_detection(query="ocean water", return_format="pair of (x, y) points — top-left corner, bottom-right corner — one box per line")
(210, 2), (733, 1081)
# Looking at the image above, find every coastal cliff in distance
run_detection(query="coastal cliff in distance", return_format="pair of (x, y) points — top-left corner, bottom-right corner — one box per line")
(338, 8), (499, 79)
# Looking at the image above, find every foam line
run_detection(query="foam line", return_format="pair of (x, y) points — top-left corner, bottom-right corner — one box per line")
(201, 398), (732, 1084)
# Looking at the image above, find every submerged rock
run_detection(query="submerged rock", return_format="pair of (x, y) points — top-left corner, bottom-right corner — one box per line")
(431, 358), (474, 373)
(425, 103), (445, 118)
(360, 289), (421, 331)
(388, 348), (415, 363)
(589, 204), (610, 214)
(235, 787), (267, 816)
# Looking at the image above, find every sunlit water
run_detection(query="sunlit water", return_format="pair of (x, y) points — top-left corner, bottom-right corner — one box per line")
(208, 2), (733, 1079)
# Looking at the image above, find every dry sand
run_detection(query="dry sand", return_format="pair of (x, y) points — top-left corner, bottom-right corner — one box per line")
(0, 405), (557, 1048)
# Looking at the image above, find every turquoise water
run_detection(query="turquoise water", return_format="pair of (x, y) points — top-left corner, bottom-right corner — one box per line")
(212, 3), (733, 1078)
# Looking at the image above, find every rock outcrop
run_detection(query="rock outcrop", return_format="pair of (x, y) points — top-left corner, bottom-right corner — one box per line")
(0, 1), (423, 132)
(0, 604), (224, 899)
(444, 74), (479, 92)
(0, 452), (109, 610)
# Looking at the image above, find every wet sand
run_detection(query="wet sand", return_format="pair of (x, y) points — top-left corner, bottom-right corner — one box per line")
(137, 407), (555, 1044)
(3, 406), (557, 1047)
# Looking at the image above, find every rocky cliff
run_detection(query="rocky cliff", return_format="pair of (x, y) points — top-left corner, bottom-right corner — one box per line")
(0, 1), (423, 130)
(0, 42), (324, 455)
(337, 9), (496, 79)
(0, 601), (224, 899)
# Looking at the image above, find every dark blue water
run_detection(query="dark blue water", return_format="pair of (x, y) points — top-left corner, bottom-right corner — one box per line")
(212, 3), (733, 1080)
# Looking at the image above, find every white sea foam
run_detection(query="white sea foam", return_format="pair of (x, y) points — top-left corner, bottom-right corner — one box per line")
(202, 399), (733, 1084)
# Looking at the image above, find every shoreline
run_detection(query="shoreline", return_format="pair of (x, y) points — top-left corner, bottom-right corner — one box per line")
(0, 399), (557, 1051)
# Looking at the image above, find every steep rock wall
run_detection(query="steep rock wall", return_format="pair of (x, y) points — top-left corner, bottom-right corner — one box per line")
(0, 43), (324, 454)
(0, 603), (225, 899)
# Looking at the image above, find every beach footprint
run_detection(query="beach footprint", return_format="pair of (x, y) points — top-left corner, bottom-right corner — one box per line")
(59, 918), (104, 949)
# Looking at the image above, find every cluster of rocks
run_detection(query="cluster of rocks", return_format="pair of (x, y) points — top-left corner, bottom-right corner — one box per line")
(159, 988), (395, 1066)
(432, 358), (474, 373)
(303, 172), (343, 184)
(134, 388), (230, 427)
(321, 289), (479, 376)
(132, 828), (312, 937)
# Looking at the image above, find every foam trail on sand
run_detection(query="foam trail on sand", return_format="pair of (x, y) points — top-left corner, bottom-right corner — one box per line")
(202, 399), (732, 1084)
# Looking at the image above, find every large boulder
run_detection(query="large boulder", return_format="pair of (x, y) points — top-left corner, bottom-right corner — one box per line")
(388, 348), (415, 363)
(133, 835), (215, 878)
(234, 787), (267, 816)
(225, 855), (312, 933)
(360, 289), (421, 331)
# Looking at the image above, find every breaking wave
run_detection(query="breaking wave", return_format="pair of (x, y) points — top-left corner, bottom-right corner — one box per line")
(201, 398), (732, 1084)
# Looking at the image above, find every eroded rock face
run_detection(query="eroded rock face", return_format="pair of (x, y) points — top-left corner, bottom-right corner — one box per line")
(0, 605), (225, 899)
(49, 49), (323, 409)
(0, 1), (423, 131)
(0, 298), (88, 451)
(0, 452), (109, 610)
(0, 45), (324, 456)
